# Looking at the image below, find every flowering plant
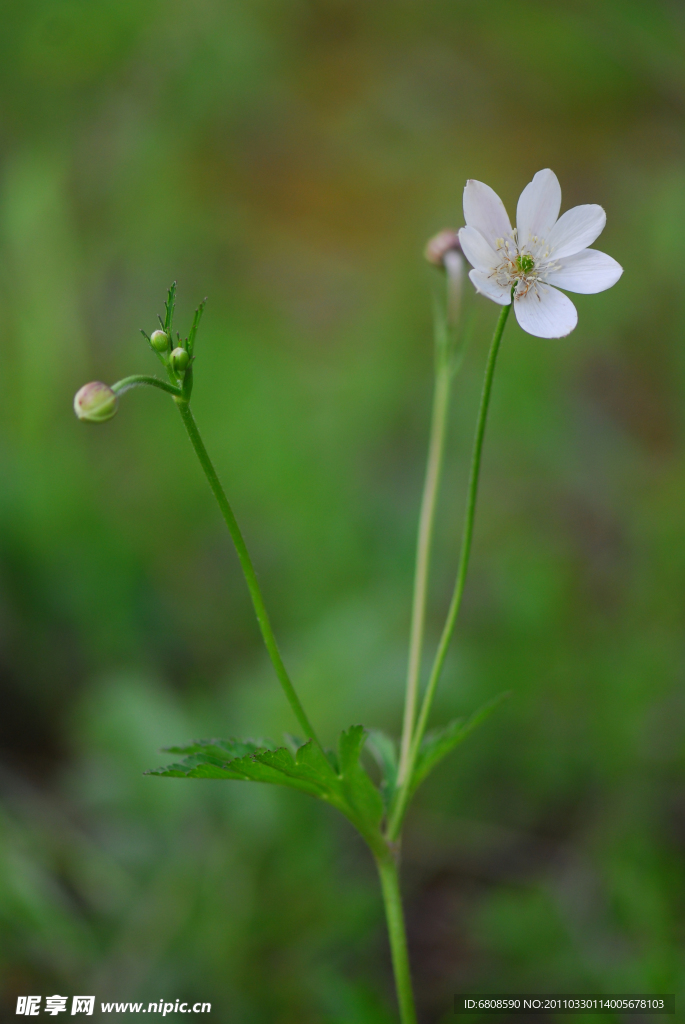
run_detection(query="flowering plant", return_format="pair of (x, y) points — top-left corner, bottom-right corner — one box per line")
(459, 168), (622, 337)
(75, 170), (621, 1022)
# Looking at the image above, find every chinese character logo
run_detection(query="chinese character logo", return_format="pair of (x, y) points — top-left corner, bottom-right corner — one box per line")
(71, 998), (95, 1016)
(16, 997), (41, 1016)
(45, 996), (68, 1015)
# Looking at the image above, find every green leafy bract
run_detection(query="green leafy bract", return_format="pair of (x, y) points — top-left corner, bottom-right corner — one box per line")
(366, 730), (398, 810)
(409, 692), (509, 797)
(339, 725), (384, 832)
(147, 726), (386, 855)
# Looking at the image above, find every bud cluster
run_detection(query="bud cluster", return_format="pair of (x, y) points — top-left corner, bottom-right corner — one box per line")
(73, 283), (206, 425)
(144, 283), (203, 389)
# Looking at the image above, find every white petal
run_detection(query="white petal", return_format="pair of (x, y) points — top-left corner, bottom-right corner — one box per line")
(545, 248), (623, 294)
(516, 169), (561, 253)
(469, 269), (511, 305)
(547, 204), (606, 259)
(463, 179), (512, 249)
(458, 225), (500, 273)
(514, 283), (577, 338)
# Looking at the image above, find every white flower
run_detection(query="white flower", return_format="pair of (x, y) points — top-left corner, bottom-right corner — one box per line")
(458, 169), (623, 338)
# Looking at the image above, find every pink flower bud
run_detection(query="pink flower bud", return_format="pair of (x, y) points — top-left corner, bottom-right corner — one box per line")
(424, 230), (462, 267)
(73, 382), (118, 423)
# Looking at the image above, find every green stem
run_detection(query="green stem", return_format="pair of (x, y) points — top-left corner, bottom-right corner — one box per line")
(112, 375), (183, 397)
(376, 854), (418, 1024)
(397, 352), (452, 786)
(175, 399), (320, 745)
(388, 300), (511, 839)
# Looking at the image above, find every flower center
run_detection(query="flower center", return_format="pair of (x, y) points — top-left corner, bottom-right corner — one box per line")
(515, 254), (535, 274)
(490, 235), (557, 298)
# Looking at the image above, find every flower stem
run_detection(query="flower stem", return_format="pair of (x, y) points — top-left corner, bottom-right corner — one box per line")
(174, 398), (320, 745)
(397, 351), (452, 786)
(375, 853), (418, 1024)
(388, 300), (511, 840)
(112, 375), (183, 398)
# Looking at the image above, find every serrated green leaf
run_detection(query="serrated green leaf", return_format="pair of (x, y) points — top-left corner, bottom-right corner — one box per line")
(337, 726), (384, 835)
(282, 733), (302, 755)
(294, 739), (339, 782)
(338, 724), (366, 773)
(231, 751), (329, 797)
(366, 730), (398, 810)
(147, 738), (331, 798)
(163, 738), (267, 759)
(149, 754), (252, 780)
(252, 744), (334, 797)
(147, 729), (387, 856)
(410, 692), (509, 796)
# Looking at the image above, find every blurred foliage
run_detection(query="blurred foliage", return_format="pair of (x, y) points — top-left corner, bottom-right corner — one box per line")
(1, 0), (685, 1020)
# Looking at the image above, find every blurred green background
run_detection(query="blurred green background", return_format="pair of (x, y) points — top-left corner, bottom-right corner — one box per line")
(1, 1), (684, 1021)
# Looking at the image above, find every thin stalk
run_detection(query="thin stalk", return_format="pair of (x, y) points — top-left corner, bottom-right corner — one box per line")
(397, 353), (452, 785)
(376, 854), (418, 1024)
(389, 300), (511, 839)
(112, 375), (182, 398)
(175, 399), (320, 745)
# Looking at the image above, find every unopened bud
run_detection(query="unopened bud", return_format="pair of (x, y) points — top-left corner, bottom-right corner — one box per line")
(425, 229), (465, 327)
(170, 347), (190, 374)
(73, 382), (118, 423)
(424, 229), (461, 267)
(150, 330), (170, 352)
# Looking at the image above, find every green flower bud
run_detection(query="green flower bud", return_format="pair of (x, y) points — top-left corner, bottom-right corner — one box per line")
(170, 347), (190, 374)
(73, 382), (118, 423)
(150, 329), (170, 352)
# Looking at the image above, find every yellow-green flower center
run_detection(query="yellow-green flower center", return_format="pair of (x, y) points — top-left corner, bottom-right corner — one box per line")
(516, 254), (535, 274)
